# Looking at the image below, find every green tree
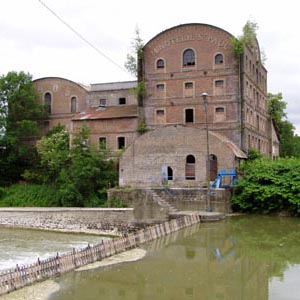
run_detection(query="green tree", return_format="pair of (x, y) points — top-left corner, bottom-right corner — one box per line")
(0, 71), (47, 185)
(124, 27), (144, 77)
(267, 92), (300, 157)
(58, 125), (118, 206)
(23, 126), (70, 183)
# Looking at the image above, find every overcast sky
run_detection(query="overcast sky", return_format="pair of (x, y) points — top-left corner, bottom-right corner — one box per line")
(1, 0), (299, 133)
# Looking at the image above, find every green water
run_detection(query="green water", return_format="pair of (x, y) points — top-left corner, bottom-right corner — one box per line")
(49, 216), (300, 300)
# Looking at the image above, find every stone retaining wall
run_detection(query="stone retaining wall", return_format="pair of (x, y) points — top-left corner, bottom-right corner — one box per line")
(0, 208), (135, 235)
(109, 187), (232, 215)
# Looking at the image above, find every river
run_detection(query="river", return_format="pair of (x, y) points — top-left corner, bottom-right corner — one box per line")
(48, 215), (300, 300)
(0, 227), (107, 271)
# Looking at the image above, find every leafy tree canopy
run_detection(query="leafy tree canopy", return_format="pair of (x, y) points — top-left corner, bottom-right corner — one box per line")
(267, 92), (300, 157)
(0, 71), (47, 185)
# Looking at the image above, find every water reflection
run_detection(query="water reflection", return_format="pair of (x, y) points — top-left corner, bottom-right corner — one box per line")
(50, 216), (300, 300)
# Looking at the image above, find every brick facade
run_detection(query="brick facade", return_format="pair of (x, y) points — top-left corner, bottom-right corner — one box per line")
(33, 23), (278, 187)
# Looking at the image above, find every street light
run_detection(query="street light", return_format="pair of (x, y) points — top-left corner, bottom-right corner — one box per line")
(201, 92), (212, 212)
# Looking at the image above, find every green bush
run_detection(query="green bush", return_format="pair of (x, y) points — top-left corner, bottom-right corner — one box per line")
(231, 158), (300, 215)
(0, 184), (62, 207)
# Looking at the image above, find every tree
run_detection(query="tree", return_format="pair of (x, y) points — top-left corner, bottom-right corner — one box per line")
(267, 92), (300, 157)
(24, 124), (118, 207)
(124, 27), (144, 77)
(0, 71), (47, 185)
(58, 125), (118, 206)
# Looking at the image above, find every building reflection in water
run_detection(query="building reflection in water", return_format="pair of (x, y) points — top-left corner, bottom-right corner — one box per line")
(51, 217), (300, 300)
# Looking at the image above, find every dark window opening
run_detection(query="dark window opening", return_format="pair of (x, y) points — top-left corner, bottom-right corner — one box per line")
(44, 92), (52, 114)
(71, 96), (77, 113)
(209, 154), (218, 181)
(183, 49), (195, 66)
(99, 137), (106, 150)
(215, 107), (224, 113)
(215, 54), (224, 64)
(118, 137), (125, 149)
(185, 155), (195, 180)
(185, 82), (193, 89)
(215, 80), (224, 87)
(185, 109), (194, 123)
(157, 59), (165, 69)
(99, 99), (106, 106)
(167, 166), (173, 180)
(156, 84), (165, 90)
(119, 97), (126, 105)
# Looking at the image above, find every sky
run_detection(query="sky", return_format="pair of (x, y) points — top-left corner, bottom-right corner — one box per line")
(1, 0), (299, 133)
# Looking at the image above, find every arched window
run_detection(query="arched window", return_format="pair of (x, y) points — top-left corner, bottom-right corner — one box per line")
(156, 59), (165, 69)
(185, 155), (195, 180)
(44, 92), (51, 114)
(215, 54), (224, 64)
(183, 49), (195, 66)
(167, 166), (173, 180)
(71, 96), (77, 113)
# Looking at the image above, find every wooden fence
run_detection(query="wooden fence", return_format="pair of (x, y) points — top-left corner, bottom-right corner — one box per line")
(0, 214), (200, 296)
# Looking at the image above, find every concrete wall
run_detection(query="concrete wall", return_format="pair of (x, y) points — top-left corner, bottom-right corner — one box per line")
(109, 187), (232, 214)
(109, 189), (170, 224)
(0, 208), (135, 234)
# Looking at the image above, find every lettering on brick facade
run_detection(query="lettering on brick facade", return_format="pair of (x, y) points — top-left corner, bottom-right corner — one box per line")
(150, 34), (229, 56)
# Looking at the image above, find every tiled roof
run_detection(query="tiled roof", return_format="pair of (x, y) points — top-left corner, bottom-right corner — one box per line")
(72, 105), (138, 121)
(210, 132), (248, 159)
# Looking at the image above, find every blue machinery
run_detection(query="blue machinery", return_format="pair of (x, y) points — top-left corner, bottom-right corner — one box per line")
(211, 169), (237, 189)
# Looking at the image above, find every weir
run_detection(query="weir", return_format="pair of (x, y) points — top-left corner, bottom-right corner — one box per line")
(0, 214), (200, 296)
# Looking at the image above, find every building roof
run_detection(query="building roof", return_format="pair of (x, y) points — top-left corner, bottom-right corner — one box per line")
(90, 81), (137, 92)
(210, 132), (248, 159)
(72, 105), (138, 121)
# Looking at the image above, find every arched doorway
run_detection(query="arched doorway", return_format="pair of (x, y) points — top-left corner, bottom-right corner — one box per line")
(185, 155), (195, 180)
(210, 154), (218, 181)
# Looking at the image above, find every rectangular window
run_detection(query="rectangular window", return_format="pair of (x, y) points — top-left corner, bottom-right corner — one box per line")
(215, 107), (225, 122)
(185, 82), (193, 89)
(155, 109), (165, 124)
(214, 79), (224, 96)
(156, 84), (165, 90)
(119, 97), (126, 105)
(185, 109), (194, 123)
(99, 99), (106, 106)
(118, 137), (125, 149)
(215, 80), (224, 87)
(99, 137), (107, 150)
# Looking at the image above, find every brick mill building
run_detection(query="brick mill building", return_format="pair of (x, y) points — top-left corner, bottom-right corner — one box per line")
(34, 23), (278, 188)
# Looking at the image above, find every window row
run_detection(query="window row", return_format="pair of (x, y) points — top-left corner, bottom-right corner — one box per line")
(245, 81), (266, 109)
(43, 93), (128, 114)
(165, 154), (218, 181)
(155, 79), (225, 98)
(99, 136), (126, 150)
(245, 55), (267, 90)
(248, 134), (268, 154)
(155, 107), (226, 124)
(246, 109), (267, 132)
(44, 92), (78, 114)
(155, 50), (224, 69)
(98, 97), (127, 107)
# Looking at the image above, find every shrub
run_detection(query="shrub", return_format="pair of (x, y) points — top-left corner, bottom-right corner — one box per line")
(231, 158), (300, 215)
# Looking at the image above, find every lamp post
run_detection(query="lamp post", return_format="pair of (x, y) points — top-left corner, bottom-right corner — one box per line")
(201, 92), (212, 212)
